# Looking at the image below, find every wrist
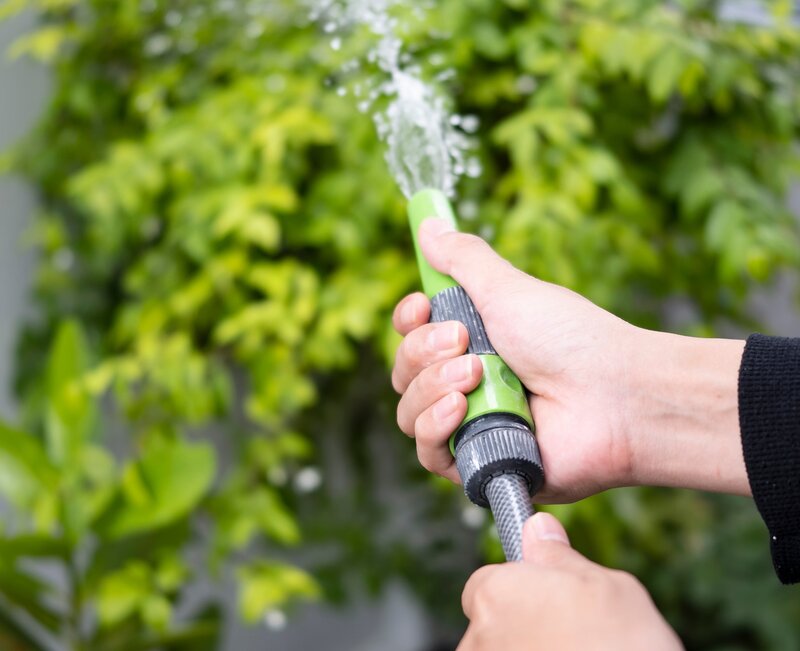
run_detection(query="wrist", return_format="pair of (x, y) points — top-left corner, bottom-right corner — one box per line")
(624, 328), (749, 495)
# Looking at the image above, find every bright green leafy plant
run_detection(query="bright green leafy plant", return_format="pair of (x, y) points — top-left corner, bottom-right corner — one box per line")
(0, 321), (225, 649)
(1, 0), (799, 649)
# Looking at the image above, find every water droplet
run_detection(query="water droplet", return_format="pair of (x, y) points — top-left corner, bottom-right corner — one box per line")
(165, 10), (181, 27)
(264, 610), (287, 631)
(461, 504), (485, 529)
(459, 200), (479, 220)
(516, 75), (538, 95)
(294, 467), (323, 493)
(460, 115), (480, 133)
(465, 158), (482, 178)
(311, 0), (477, 198)
(144, 34), (172, 57)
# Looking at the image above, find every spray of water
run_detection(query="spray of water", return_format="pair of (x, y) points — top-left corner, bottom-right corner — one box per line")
(310, 0), (480, 198)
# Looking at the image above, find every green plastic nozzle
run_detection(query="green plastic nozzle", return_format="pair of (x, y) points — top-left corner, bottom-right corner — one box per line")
(407, 188), (459, 297)
(406, 186), (535, 436)
(405, 188), (544, 561)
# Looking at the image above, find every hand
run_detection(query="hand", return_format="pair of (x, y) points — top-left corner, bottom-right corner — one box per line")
(458, 512), (682, 651)
(393, 219), (749, 500)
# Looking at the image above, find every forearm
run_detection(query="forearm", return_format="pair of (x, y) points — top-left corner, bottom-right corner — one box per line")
(625, 329), (749, 495)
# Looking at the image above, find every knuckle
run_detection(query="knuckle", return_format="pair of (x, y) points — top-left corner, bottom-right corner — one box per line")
(454, 232), (487, 250)
(396, 399), (414, 437)
(415, 441), (438, 474)
(415, 423), (441, 448)
(613, 569), (646, 594)
(391, 366), (405, 394)
(400, 332), (427, 370)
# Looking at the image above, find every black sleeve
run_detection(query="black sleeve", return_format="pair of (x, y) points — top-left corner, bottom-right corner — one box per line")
(738, 333), (800, 584)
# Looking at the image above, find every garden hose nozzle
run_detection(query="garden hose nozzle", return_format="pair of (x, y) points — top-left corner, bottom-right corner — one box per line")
(407, 189), (545, 561)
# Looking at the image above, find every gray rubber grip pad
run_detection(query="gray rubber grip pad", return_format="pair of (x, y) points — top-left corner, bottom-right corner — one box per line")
(430, 286), (496, 355)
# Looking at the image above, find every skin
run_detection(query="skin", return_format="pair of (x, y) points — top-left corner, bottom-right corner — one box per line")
(392, 218), (749, 500)
(392, 218), (751, 648)
(459, 512), (683, 651)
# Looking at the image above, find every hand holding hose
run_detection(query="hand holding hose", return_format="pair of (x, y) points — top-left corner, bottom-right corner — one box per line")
(458, 512), (682, 651)
(394, 218), (750, 503)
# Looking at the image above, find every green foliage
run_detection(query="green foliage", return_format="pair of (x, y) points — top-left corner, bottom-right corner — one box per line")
(1, 0), (799, 648)
(0, 322), (221, 649)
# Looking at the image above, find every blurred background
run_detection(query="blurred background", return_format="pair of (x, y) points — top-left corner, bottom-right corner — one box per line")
(0, 1), (799, 649)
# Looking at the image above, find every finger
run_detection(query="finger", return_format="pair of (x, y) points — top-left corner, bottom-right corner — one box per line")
(522, 512), (588, 569)
(456, 625), (477, 651)
(419, 219), (523, 313)
(392, 321), (469, 394)
(414, 392), (469, 482)
(392, 293), (430, 336)
(397, 354), (482, 435)
(461, 565), (498, 620)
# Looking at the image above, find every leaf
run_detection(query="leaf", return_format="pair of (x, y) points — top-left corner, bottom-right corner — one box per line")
(45, 321), (95, 470)
(0, 0), (30, 21)
(0, 561), (61, 633)
(681, 167), (725, 219)
(0, 421), (57, 507)
(97, 562), (151, 628)
(141, 595), (172, 632)
(705, 200), (746, 252)
(9, 25), (72, 62)
(237, 562), (320, 623)
(648, 47), (687, 102)
(92, 609), (221, 651)
(0, 535), (68, 560)
(96, 439), (215, 539)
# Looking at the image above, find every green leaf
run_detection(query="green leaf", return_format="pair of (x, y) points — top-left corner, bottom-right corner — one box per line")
(141, 595), (171, 632)
(705, 200), (746, 252)
(97, 562), (151, 628)
(647, 47), (687, 102)
(97, 439), (215, 539)
(0, 534), (68, 560)
(681, 167), (725, 219)
(45, 321), (95, 470)
(0, 0), (30, 21)
(9, 25), (72, 62)
(0, 560), (61, 633)
(237, 562), (319, 623)
(0, 421), (57, 507)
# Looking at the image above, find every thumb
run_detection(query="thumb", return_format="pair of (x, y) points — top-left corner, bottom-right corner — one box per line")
(522, 512), (586, 567)
(419, 218), (520, 312)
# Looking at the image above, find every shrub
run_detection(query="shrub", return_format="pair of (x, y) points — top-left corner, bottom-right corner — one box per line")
(1, 0), (799, 648)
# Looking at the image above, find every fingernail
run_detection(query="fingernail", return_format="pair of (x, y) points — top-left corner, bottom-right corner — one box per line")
(429, 323), (460, 350)
(531, 512), (570, 545)
(421, 217), (455, 237)
(442, 356), (473, 383)
(433, 393), (460, 420)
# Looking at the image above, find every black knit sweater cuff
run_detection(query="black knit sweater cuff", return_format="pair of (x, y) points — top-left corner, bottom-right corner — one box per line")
(739, 333), (800, 584)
